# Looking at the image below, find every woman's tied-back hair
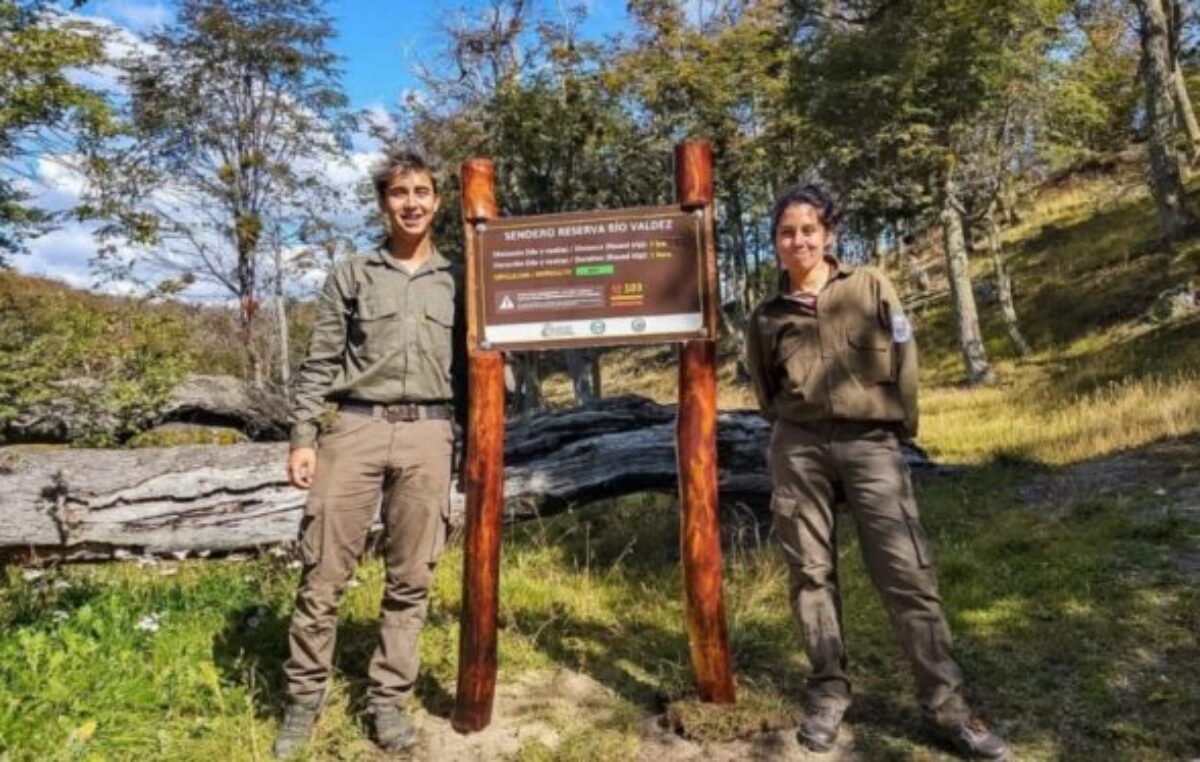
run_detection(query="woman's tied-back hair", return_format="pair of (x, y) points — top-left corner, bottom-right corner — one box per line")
(769, 183), (842, 240)
(372, 149), (440, 201)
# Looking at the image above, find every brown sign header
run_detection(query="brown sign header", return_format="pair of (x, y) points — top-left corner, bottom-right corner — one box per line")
(473, 205), (714, 350)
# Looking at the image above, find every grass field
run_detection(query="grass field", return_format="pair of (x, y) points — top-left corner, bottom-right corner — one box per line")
(2, 170), (1200, 760)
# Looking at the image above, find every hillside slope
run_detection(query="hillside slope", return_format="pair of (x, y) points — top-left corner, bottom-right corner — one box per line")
(1, 169), (1198, 761)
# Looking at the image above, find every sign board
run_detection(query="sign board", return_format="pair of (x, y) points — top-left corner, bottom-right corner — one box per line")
(474, 205), (713, 350)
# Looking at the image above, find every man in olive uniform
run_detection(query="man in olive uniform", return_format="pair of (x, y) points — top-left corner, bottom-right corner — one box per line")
(274, 150), (466, 758)
(748, 184), (1008, 759)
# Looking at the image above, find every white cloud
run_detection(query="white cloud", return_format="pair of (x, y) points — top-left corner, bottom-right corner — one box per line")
(21, 225), (119, 293)
(28, 155), (89, 212)
(93, 0), (169, 33)
(11, 10), (395, 302)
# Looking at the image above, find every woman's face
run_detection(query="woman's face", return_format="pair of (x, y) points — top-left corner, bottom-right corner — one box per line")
(775, 202), (834, 283)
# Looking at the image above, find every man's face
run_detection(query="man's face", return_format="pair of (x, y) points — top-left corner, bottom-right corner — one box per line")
(775, 202), (834, 281)
(379, 169), (440, 242)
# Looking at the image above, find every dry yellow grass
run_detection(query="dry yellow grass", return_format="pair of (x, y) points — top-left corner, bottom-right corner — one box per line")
(921, 363), (1200, 465)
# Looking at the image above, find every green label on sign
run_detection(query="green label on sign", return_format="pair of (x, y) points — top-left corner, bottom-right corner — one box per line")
(575, 264), (615, 276)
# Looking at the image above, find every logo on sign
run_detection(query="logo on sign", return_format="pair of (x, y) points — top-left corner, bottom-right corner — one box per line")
(541, 323), (575, 338)
(590, 320), (606, 335)
(498, 294), (515, 311)
(631, 318), (647, 333)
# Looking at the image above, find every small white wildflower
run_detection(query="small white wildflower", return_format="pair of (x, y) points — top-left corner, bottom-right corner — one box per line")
(196, 550), (212, 559)
(172, 550), (189, 561)
(247, 606), (268, 630)
(52, 610), (69, 622)
(268, 546), (287, 558)
(287, 560), (302, 570)
(346, 579), (361, 589)
(22, 569), (44, 582)
(136, 613), (162, 633)
(113, 549), (134, 560)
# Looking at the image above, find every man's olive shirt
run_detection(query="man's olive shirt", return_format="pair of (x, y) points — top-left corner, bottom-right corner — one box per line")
(289, 245), (467, 449)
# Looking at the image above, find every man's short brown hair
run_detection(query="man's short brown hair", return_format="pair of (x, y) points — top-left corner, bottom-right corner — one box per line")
(372, 149), (440, 201)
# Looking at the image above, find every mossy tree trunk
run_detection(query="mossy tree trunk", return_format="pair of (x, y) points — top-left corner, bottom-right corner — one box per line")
(1135, 0), (1197, 242)
(986, 212), (1030, 357)
(942, 177), (993, 385)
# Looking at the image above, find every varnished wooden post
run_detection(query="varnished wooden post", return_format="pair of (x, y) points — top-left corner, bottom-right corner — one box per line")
(453, 158), (506, 733)
(674, 140), (736, 703)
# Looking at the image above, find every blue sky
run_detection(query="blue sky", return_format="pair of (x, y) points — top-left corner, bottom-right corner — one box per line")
(85, 0), (632, 110)
(19, 0), (635, 293)
(325, 0), (631, 110)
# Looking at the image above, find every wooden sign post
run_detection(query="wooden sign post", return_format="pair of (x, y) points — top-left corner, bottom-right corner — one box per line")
(674, 140), (735, 704)
(453, 159), (506, 733)
(452, 141), (735, 734)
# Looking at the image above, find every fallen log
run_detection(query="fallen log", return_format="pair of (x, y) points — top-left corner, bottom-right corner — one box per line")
(0, 396), (937, 562)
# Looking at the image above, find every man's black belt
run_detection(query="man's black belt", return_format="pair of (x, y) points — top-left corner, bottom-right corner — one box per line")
(339, 400), (453, 423)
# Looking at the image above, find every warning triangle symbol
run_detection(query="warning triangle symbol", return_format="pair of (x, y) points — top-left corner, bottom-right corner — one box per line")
(499, 294), (515, 310)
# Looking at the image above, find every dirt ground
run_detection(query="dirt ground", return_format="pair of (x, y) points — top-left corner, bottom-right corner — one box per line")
(404, 668), (858, 761)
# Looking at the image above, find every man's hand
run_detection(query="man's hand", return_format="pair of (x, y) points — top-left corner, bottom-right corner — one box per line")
(288, 447), (317, 489)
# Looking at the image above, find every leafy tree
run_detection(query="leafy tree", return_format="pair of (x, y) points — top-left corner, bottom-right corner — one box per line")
(391, 1), (669, 409)
(1043, 0), (1142, 165)
(0, 0), (112, 263)
(83, 0), (350, 384)
(617, 0), (803, 379)
(794, 0), (1072, 382)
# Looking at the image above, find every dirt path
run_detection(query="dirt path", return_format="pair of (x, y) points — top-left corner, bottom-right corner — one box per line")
(1019, 432), (1200, 580)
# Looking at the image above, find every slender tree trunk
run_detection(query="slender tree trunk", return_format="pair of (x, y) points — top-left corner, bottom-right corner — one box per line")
(1135, 0), (1197, 241)
(869, 221), (883, 269)
(274, 245), (290, 386)
(986, 213), (1030, 357)
(512, 351), (541, 418)
(562, 349), (595, 407)
(898, 218), (931, 293)
(589, 349), (602, 402)
(942, 179), (993, 385)
(1172, 63), (1200, 163)
(724, 182), (751, 381)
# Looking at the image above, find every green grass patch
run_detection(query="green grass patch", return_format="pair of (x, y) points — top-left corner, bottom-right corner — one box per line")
(2, 474), (1197, 759)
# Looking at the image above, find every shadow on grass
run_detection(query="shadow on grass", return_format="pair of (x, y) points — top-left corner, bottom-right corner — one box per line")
(205, 436), (1200, 758)
(211, 597), (455, 721)
(503, 448), (1200, 758)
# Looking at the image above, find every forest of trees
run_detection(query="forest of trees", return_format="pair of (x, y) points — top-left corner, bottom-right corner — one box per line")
(3, 0), (1199, 401)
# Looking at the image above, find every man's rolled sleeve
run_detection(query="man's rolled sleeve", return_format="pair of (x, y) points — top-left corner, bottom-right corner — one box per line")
(289, 269), (350, 450)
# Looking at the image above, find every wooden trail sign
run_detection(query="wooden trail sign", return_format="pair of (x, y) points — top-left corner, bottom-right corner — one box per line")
(475, 205), (713, 349)
(452, 141), (735, 735)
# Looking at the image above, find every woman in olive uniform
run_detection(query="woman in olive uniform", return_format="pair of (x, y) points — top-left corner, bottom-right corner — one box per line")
(746, 184), (1008, 760)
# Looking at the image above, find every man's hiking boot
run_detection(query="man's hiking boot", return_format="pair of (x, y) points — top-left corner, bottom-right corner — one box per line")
(798, 702), (845, 752)
(931, 716), (1010, 760)
(273, 701), (319, 759)
(372, 705), (419, 753)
